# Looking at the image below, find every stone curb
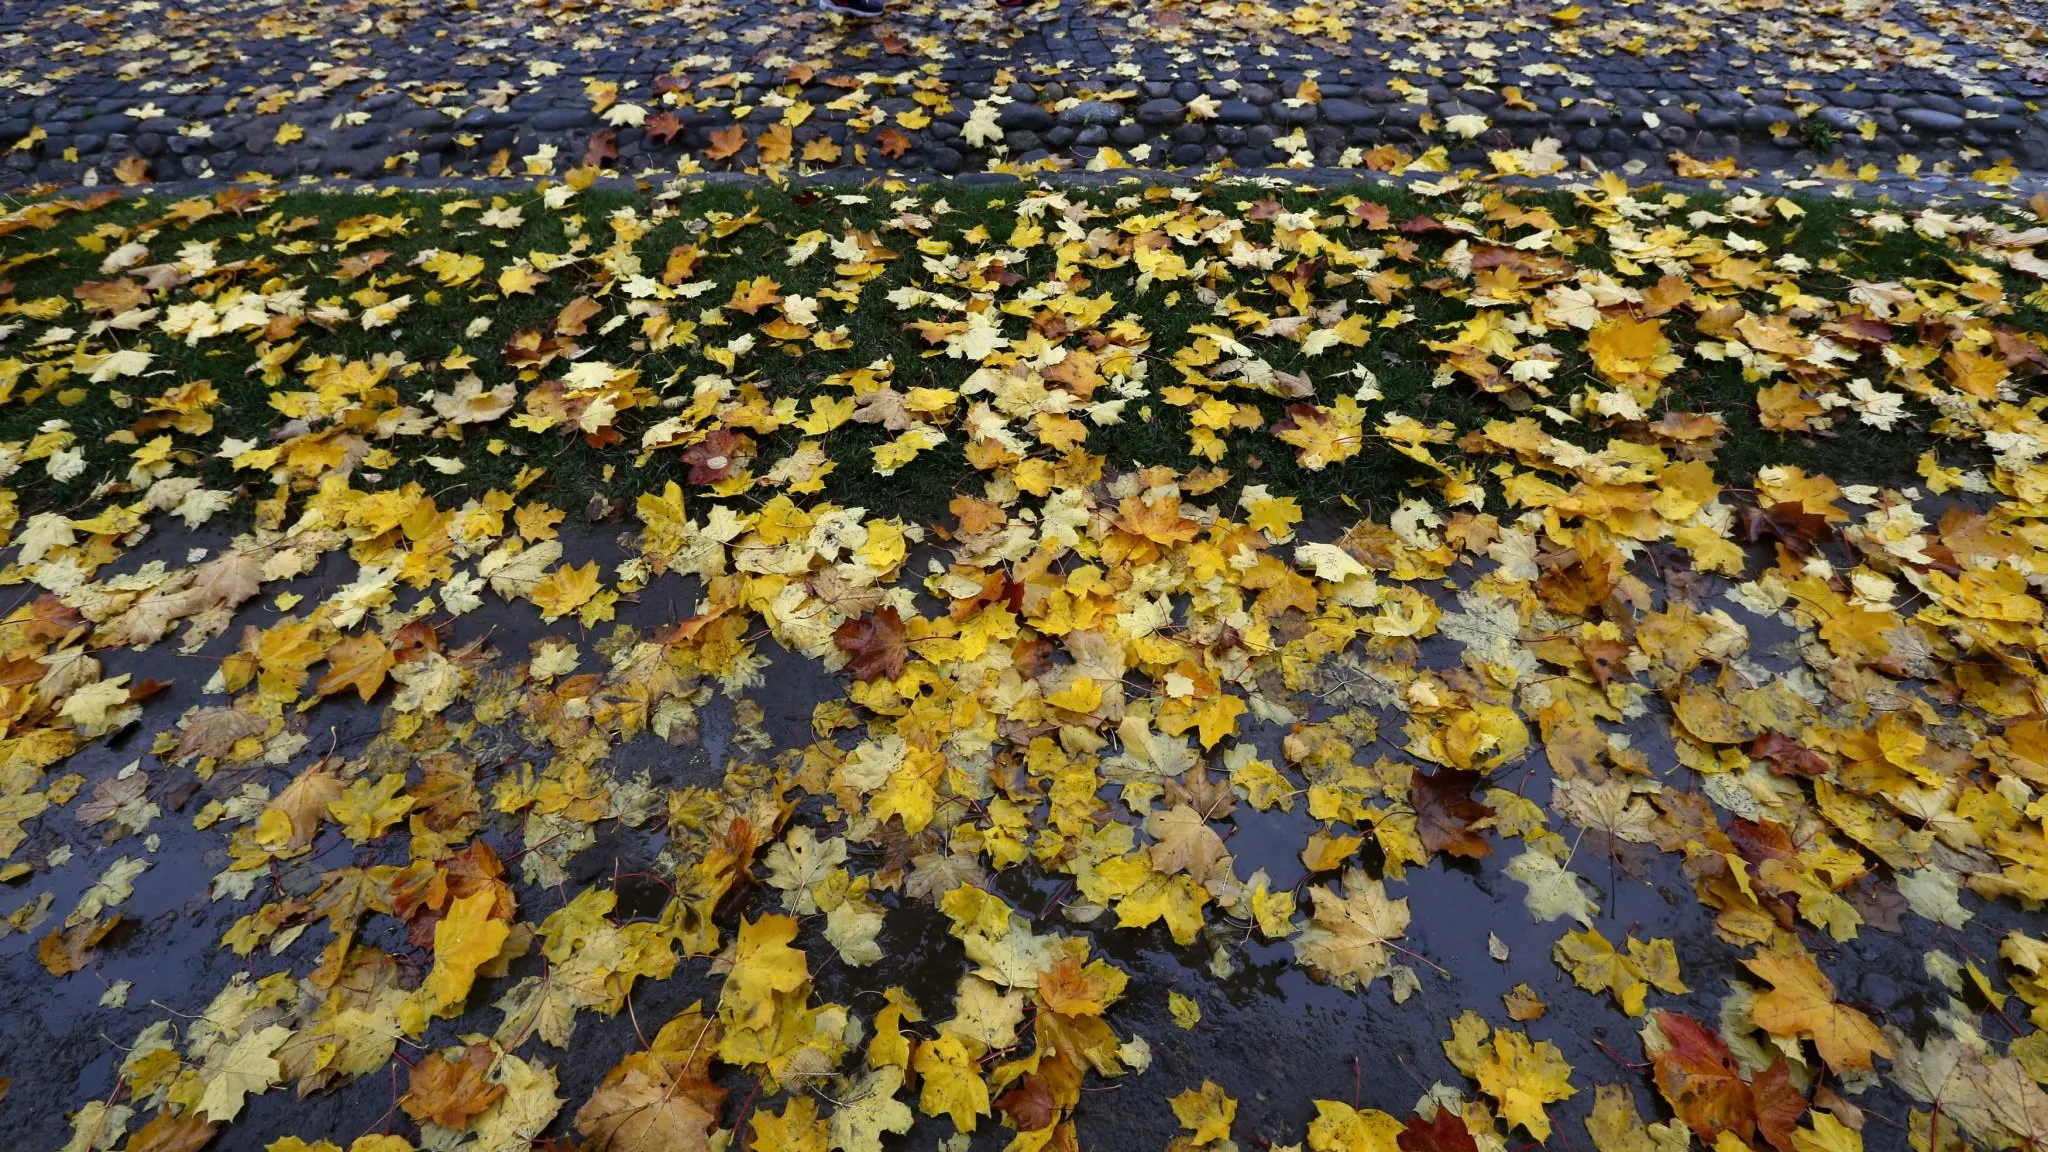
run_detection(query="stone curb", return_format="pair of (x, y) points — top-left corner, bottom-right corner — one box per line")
(11, 162), (2043, 212)
(6, 70), (2048, 194)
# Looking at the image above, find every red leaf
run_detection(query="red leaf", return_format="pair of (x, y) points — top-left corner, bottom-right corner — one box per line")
(1825, 315), (1894, 344)
(1579, 635), (1631, 689)
(1399, 214), (1458, 234)
(583, 128), (618, 168)
(1848, 877), (1906, 932)
(1652, 1011), (1756, 1146)
(1738, 501), (1836, 556)
(833, 607), (909, 682)
(646, 111), (683, 144)
(122, 1109), (217, 1152)
(391, 618), (443, 663)
(1753, 1059), (1809, 1152)
(1750, 732), (1830, 777)
(680, 428), (750, 486)
(1411, 767), (1494, 859)
(1726, 817), (1795, 866)
(995, 1075), (1058, 1131)
(1398, 1108), (1480, 1152)
(19, 595), (83, 644)
(875, 128), (912, 159)
(1351, 201), (1392, 229)
(127, 677), (172, 703)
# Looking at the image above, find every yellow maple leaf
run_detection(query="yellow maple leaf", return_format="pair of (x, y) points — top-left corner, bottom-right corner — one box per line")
(198, 1024), (292, 1121)
(315, 633), (394, 702)
(530, 561), (600, 621)
(1307, 1100), (1404, 1151)
(1046, 676), (1105, 713)
(758, 124), (794, 165)
(1553, 928), (1687, 1016)
(1465, 1016), (1576, 1141)
(1191, 692), (1247, 749)
(1293, 868), (1410, 990)
(499, 263), (548, 295)
(1794, 1112), (1864, 1152)
(1745, 946), (1891, 1072)
(326, 772), (415, 842)
(912, 1033), (989, 1132)
(1586, 315), (1674, 387)
(801, 136), (844, 165)
(729, 276), (783, 315)
(421, 249), (484, 287)
(426, 891), (510, 1010)
(831, 1067), (914, 1152)
(1274, 396), (1366, 470)
(720, 915), (810, 1030)
(1170, 1080), (1237, 1144)
(750, 1095), (830, 1152)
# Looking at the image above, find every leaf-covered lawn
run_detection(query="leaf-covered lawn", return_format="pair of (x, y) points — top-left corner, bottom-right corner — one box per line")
(2, 175), (2048, 1152)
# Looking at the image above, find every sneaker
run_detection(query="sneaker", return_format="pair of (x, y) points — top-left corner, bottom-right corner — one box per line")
(819, 0), (885, 15)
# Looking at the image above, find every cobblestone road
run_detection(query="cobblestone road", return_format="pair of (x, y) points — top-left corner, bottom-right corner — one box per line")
(3, 0), (2046, 189)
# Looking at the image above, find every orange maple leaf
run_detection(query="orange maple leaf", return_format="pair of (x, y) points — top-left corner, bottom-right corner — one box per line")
(646, 111), (684, 144)
(401, 1043), (506, 1129)
(758, 123), (794, 165)
(704, 125), (747, 161)
(876, 128), (912, 159)
(728, 276), (783, 315)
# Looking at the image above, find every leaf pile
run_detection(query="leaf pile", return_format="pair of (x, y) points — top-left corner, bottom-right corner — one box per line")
(2, 176), (2048, 1151)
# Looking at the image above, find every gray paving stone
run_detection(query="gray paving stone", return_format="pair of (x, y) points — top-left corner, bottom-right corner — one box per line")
(531, 108), (592, 131)
(997, 103), (1053, 131)
(1215, 100), (1264, 125)
(1059, 100), (1121, 126)
(0, 0), (2041, 189)
(1741, 105), (1797, 131)
(1136, 99), (1183, 126)
(1900, 108), (1966, 132)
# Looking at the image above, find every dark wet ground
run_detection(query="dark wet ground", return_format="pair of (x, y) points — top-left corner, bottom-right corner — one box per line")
(0, 520), (2022, 1151)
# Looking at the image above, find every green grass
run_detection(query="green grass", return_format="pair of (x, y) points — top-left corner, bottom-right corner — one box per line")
(0, 177), (2026, 529)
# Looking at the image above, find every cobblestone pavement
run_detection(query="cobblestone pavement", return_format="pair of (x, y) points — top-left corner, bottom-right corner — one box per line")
(2, 0), (2046, 190)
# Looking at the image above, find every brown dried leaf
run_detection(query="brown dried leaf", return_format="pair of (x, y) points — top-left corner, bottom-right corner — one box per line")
(1411, 767), (1494, 859)
(401, 1042), (506, 1130)
(834, 607), (909, 682)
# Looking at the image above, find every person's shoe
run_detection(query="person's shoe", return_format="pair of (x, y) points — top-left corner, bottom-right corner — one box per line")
(819, 0), (885, 16)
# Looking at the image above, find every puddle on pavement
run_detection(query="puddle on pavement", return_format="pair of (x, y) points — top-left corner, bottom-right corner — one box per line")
(0, 520), (2024, 1151)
